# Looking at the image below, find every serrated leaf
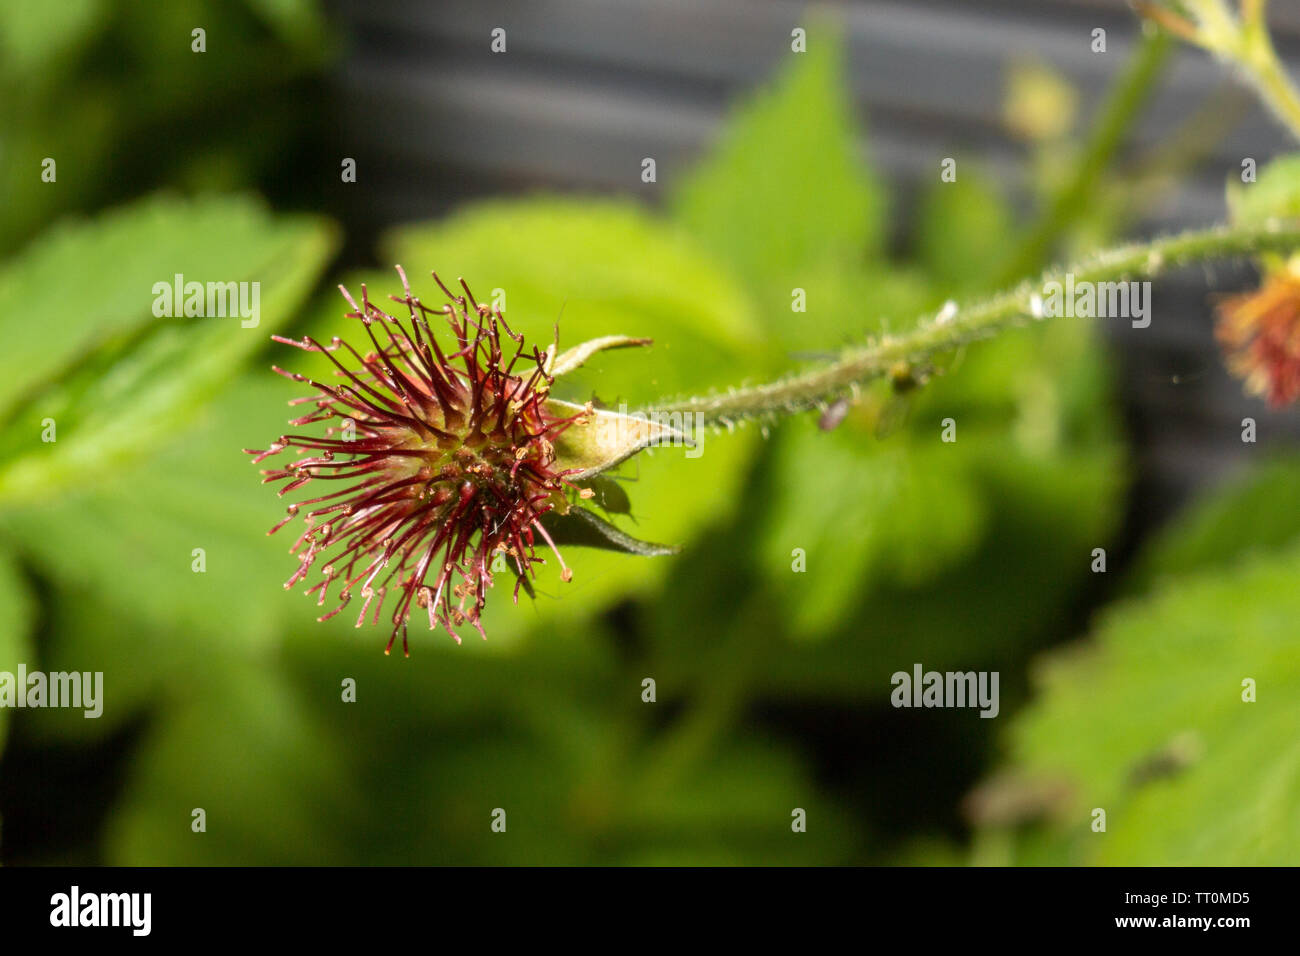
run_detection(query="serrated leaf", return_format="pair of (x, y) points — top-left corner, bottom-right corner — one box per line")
(999, 543), (1300, 865)
(0, 193), (338, 502)
(1127, 455), (1300, 593)
(671, 26), (886, 290)
(0, 194), (323, 412)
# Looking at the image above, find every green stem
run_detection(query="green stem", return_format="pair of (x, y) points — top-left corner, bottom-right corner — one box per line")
(997, 29), (1172, 285)
(648, 222), (1300, 428)
(1142, 0), (1300, 143)
(1239, 24), (1300, 140)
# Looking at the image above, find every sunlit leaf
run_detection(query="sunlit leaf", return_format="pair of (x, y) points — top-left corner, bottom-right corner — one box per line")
(998, 543), (1300, 865)
(1127, 455), (1300, 593)
(671, 26), (886, 295)
(0, 194), (338, 502)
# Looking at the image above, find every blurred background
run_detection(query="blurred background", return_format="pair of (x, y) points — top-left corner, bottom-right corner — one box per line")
(1, 0), (1298, 865)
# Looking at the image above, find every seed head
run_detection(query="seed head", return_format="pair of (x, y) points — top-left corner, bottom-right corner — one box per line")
(248, 268), (586, 654)
(1215, 263), (1300, 408)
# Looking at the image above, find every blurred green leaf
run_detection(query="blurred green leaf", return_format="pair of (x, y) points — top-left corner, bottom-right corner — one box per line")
(758, 416), (988, 637)
(1000, 543), (1300, 865)
(381, 198), (766, 402)
(1127, 455), (1300, 594)
(672, 28), (885, 275)
(1227, 152), (1300, 228)
(666, 29), (1123, 652)
(755, 281), (1124, 645)
(0, 372), (323, 677)
(106, 661), (361, 865)
(912, 165), (1015, 291)
(0, 193), (337, 502)
(670, 29), (887, 349)
(660, 434), (1122, 701)
(0, 0), (105, 80)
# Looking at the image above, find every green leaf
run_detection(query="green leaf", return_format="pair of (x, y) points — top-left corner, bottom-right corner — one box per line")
(0, 372), (322, 672)
(538, 507), (679, 557)
(0, 0), (105, 80)
(1227, 153), (1300, 229)
(380, 199), (765, 404)
(999, 543), (1300, 865)
(671, 27), (886, 291)
(757, 416), (988, 637)
(912, 165), (1015, 291)
(106, 661), (361, 865)
(1127, 455), (1300, 593)
(547, 334), (652, 377)
(754, 308), (1124, 644)
(0, 547), (36, 756)
(0, 193), (338, 502)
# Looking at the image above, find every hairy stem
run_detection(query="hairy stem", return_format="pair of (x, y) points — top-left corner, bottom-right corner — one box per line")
(648, 222), (1300, 428)
(1139, 0), (1300, 142)
(1241, 24), (1300, 140)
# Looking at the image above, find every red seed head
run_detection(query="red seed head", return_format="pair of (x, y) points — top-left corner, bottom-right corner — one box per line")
(248, 268), (584, 654)
(1215, 266), (1300, 408)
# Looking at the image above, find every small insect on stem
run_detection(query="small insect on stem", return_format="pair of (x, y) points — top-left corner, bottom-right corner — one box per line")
(818, 397), (852, 432)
